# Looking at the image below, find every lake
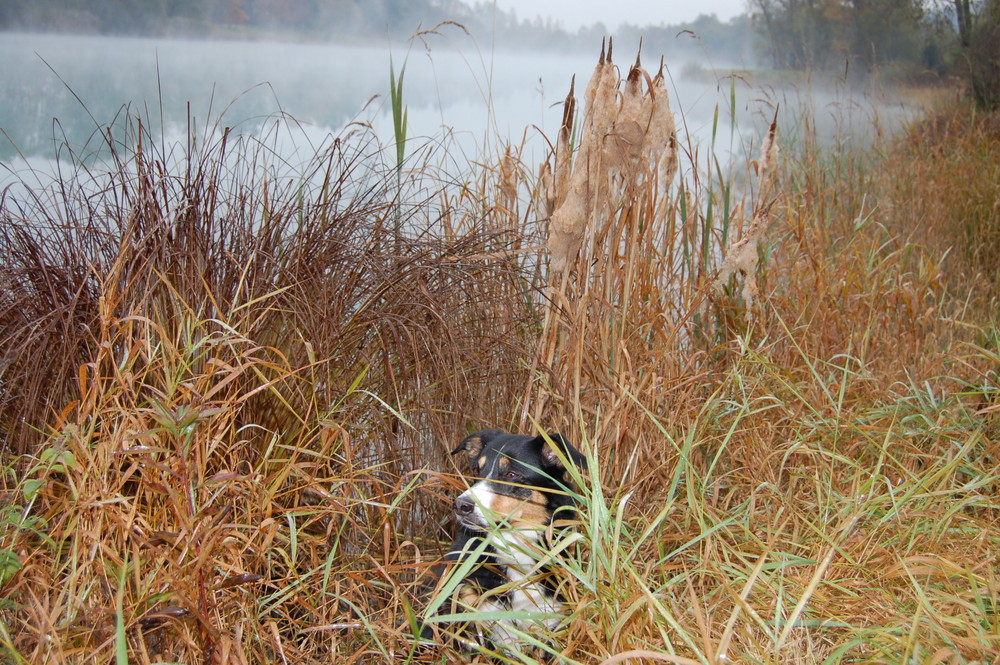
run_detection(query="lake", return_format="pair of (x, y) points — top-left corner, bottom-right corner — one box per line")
(0, 30), (918, 192)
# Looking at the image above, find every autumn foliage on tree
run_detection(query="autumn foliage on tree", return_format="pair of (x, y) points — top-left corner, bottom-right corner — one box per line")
(749, 0), (930, 70)
(965, 0), (1000, 109)
(0, 0), (455, 37)
(749, 0), (1000, 107)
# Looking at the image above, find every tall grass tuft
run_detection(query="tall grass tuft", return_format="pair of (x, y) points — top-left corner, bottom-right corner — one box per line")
(528, 41), (769, 497)
(0, 105), (544, 662)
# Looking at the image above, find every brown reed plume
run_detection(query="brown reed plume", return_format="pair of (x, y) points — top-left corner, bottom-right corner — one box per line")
(526, 40), (760, 492)
(714, 110), (779, 306)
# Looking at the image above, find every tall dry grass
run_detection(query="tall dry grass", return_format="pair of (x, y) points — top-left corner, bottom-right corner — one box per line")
(892, 104), (1000, 298)
(0, 107), (545, 662)
(1, 43), (998, 664)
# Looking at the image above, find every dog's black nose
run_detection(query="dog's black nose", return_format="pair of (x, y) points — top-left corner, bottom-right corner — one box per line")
(454, 497), (474, 516)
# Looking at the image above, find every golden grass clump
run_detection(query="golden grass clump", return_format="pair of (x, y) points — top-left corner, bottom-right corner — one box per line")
(891, 106), (1000, 298)
(524, 61), (998, 663)
(0, 115), (545, 663)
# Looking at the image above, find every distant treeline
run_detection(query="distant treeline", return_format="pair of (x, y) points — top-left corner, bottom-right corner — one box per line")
(0, 0), (756, 63)
(0, 0), (470, 39)
(2, 0), (996, 100)
(747, 0), (975, 74)
(748, 0), (999, 107)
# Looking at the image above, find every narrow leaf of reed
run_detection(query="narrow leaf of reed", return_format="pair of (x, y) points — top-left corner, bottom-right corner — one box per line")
(115, 552), (128, 665)
(421, 536), (495, 620)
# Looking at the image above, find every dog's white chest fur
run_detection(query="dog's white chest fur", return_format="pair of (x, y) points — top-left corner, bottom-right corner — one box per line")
(478, 534), (563, 644)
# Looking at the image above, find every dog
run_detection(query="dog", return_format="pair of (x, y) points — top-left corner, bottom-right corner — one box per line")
(423, 429), (586, 654)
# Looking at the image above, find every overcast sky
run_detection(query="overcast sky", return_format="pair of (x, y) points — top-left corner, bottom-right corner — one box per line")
(488, 0), (750, 31)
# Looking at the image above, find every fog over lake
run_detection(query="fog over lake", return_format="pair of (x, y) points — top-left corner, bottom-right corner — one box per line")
(1, 31), (918, 192)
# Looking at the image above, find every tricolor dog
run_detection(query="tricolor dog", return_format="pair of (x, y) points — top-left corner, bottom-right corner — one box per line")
(426, 429), (586, 653)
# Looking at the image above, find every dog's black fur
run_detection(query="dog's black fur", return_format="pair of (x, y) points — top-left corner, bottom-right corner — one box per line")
(422, 429), (585, 653)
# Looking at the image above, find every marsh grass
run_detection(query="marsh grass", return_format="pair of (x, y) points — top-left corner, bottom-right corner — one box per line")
(1, 44), (998, 664)
(892, 106), (1000, 295)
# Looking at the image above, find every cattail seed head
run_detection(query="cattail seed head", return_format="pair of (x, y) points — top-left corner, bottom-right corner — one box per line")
(758, 110), (780, 180)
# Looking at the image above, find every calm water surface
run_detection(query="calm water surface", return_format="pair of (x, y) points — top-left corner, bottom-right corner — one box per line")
(0, 31), (917, 192)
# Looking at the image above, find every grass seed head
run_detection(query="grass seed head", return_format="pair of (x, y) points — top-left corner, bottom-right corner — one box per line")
(500, 145), (519, 216)
(646, 61), (677, 187)
(548, 178), (590, 273)
(758, 110), (780, 181)
(714, 204), (773, 305)
(554, 75), (576, 209)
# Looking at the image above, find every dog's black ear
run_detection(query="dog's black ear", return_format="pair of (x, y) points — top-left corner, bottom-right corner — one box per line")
(450, 429), (502, 470)
(536, 433), (586, 470)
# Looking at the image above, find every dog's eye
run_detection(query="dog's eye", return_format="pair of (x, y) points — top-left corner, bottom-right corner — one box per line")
(503, 470), (521, 481)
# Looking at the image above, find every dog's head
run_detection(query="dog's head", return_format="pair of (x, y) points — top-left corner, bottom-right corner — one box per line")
(449, 430), (586, 535)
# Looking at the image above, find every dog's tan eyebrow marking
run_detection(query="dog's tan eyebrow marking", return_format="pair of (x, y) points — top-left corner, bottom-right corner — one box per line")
(478, 455), (487, 470)
(497, 457), (509, 471)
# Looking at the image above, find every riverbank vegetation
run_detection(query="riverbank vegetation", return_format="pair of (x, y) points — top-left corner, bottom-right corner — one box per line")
(1, 40), (999, 665)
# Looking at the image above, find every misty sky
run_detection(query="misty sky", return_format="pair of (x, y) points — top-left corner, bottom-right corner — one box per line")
(489, 0), (749, 30)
